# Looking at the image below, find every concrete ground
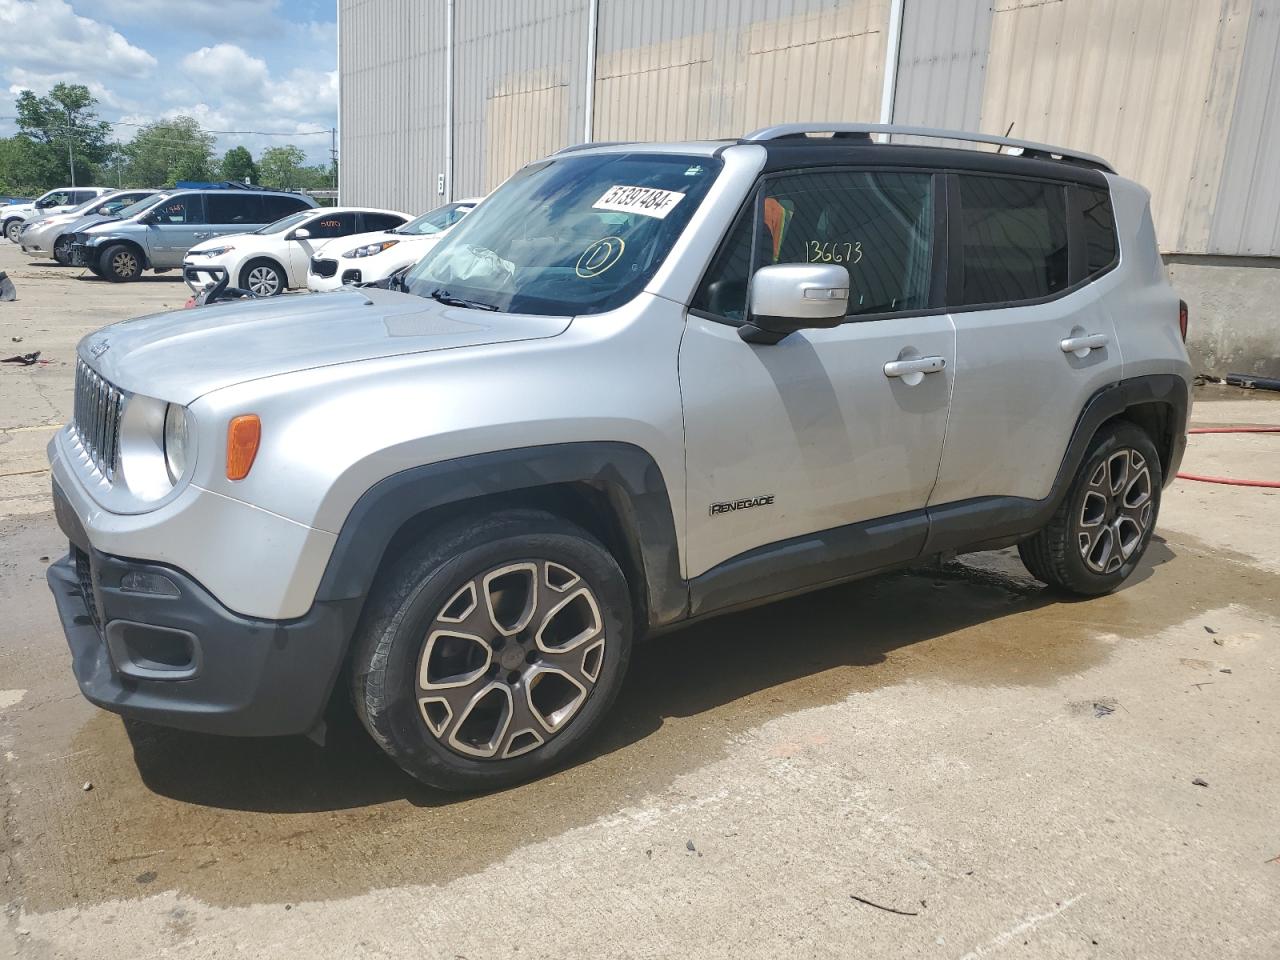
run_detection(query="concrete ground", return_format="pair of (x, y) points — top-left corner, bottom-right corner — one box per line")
(0, 242), (1277, 959)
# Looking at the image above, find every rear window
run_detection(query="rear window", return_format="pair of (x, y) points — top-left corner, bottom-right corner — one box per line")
(261, 194), (311, 220)
(207, 193), (264, 225)
(957, 175), (1068, 306)
(1079, 185), (1118, 277)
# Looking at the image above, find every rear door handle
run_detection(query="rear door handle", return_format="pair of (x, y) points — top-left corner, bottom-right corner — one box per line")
(883, 356), (947, 379)
(1060, 333), (1109, 355)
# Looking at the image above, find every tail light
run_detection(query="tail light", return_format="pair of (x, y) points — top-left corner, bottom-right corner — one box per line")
(1178, 300), (1188, 342)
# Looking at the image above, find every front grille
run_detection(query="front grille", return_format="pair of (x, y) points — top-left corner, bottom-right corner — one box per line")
(311, 257), (338, 278)
(73, 359), (125, 480)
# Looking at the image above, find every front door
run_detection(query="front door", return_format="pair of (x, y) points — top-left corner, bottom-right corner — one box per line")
(146, 193), (207, 268)
(680, 168), (955, 604)
(284, 211), (359, 286)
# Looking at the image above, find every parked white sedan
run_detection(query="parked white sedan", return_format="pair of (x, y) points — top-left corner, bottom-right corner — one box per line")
(183, 206), (412, 296)
(307, 198), (482, 291)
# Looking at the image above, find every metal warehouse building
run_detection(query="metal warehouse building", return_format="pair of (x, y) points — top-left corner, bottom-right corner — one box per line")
(338, 0), (1280, 376)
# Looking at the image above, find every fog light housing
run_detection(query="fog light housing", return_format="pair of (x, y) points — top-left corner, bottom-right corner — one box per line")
(120, 571), (180, 597)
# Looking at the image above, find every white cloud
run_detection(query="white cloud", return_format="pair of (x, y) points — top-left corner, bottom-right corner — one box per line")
(0, 0), (156, 78)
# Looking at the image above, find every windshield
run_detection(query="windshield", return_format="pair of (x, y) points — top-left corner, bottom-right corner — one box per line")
(398, 202), (474, 236)
(404, 152), (721, 315)
(254, 211), (311, 235)
(117, 193), (171, 219)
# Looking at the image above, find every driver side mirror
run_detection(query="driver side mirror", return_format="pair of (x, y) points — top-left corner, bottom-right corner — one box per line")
(290, 227), (311, 240)
(739, 263), (850, 345)
(96, 206), (111, 215)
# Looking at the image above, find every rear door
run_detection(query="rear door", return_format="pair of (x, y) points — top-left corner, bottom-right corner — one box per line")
(680, 167), (955, 590)
(929, 174), (1123, 507)
(205, 193), (264, 239)
(146, 193), (206, 267)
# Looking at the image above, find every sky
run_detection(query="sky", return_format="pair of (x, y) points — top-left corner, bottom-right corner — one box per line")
(0, 0), (338, 166)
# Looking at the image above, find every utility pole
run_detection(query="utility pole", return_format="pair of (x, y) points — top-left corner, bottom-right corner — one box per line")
(66, 107), (76, 186)
(330, 126), (337, 192)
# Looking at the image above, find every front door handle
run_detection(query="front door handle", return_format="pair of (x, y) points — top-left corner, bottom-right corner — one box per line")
(1060, 333), (1109, 356)
(192, 232), (209, 239)
(883, 356), (947, 379)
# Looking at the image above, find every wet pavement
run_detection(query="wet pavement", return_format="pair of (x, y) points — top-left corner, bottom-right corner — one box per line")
(1, 243), (1278, 958)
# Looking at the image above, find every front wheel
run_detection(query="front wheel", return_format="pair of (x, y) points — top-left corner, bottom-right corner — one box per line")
(3, 219), (21, 244)
(98, 243), (142, 282)
(53, 235), (73, 265)
(351, 510), (633, 791)
(1019, 421), (1162, 595)
(240, 259), (286, 297)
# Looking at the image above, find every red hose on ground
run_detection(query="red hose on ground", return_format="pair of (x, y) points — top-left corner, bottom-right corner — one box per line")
(1176, 426), (1280, 487)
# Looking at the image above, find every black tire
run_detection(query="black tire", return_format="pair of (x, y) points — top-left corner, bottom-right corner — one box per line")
(52, 235), (73, 265)
(351, 509), (633, 792)
(240, 258), (286, 297)
(1019, 421), (1162, 595)
(3, 219), (21, 244)
(98, 243), (143, 282)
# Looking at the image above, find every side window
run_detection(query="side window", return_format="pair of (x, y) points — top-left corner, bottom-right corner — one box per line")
(361, 212), (407, 232)
(958, 175), (1068, 305)
(1079, 185), (1117, 277)
(694, 170), (936, 322)
(44, 191), (72, 206)
(206, 193), (263, 225)
(262, 195), (311, 220)
(691, 200), (757, 322)
(302, 212), (357, 239)
(151, 194), (205, 225)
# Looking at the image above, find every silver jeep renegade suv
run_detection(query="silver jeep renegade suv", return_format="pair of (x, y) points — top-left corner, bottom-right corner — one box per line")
(47, 124), (1191, 791)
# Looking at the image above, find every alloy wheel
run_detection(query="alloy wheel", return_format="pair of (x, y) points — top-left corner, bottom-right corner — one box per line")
(111, 250), (138, 278)
(5, 222), (19, 243)
(53, 236), (72, 262)
(246, 265), (280, 296)
(1077, 447), (1152, 574)
(416, 559), (606, 760)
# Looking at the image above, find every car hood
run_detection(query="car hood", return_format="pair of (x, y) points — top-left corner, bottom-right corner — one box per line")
(188, 232), (254, 253)
(3, 203), (37, 218)
(78, 286), (571, 405)
(61, 213), (118, 233)
(313, 229), (435, 257)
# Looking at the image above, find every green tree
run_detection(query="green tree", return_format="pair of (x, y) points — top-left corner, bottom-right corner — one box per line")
(0, 136), (62, 195)
(256, 145), (309, 189)
(13, 83), (112, 187)
(220, 145), (258, 184)
(122, 117), (216, 187)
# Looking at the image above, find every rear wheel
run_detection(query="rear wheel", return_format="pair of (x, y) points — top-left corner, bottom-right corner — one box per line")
(1019, 421), (1162, 595)
(240, 259), (286, 297)
(351, 510), (633, 792)
(99, 243), (142, 282)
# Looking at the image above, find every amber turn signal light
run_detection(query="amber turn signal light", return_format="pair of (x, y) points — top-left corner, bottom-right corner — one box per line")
(226, 414), (261, 480)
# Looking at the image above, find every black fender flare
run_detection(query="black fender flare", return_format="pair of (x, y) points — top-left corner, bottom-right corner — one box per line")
(312, 441), (689, 628)
(923, 373), (1189, 555)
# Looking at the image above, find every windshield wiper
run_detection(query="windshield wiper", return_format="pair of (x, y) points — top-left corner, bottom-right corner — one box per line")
(428, 288), (498, 311)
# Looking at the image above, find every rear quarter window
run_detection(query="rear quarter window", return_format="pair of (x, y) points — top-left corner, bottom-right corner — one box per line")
(957, 175), (1069, 306)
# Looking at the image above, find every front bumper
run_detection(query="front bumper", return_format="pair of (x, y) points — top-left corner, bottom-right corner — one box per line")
(47, 486), (358, 737)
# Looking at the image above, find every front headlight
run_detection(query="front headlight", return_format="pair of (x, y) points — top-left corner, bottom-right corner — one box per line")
(163, 403), (189, 484)
(197, 245), (235, 258)
(343, 239), (399, 259)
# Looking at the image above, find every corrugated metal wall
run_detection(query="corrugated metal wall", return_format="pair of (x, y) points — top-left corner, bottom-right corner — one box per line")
(338, 0), (1280, 256)
(339, 0), (448, 214)
(593, 0), (887, 142)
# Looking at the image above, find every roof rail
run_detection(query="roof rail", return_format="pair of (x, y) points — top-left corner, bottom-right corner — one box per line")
(740, 123), (1113, 172)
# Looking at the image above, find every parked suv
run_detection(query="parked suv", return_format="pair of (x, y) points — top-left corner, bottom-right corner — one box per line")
(70, 186), (317, 281)
(18, 189), (158, 263)
(307, 197), (482, 291)
(3, 187), (112, 243)
(46, 125), (1191, 791)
